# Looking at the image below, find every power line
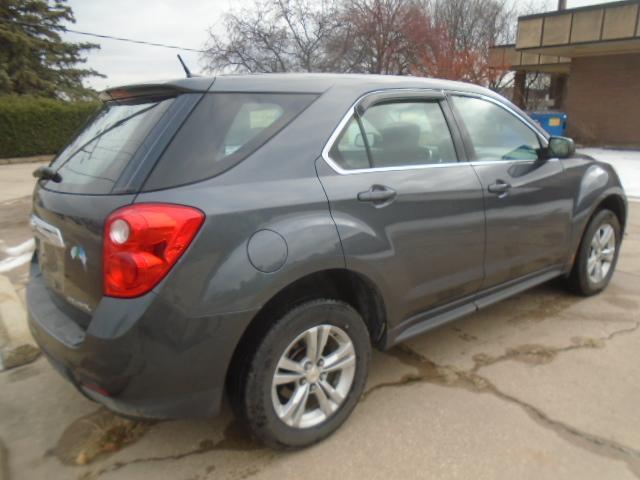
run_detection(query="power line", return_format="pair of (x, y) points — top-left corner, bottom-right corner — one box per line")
(0, 18), (206, 53)
(63, 26), (206, 53)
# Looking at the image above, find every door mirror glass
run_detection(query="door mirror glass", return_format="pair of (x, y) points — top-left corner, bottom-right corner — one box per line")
(548, 136), (575, 159)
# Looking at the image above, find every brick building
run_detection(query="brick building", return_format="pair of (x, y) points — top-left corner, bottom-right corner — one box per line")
(490, 0), (640, 148)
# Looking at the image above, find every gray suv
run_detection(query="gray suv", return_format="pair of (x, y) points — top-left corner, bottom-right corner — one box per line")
(27, 74), (626, 448)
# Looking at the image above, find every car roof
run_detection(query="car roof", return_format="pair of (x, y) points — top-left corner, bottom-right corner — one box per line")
(104, 73), (501, 100)
(102, 73), (547, 137)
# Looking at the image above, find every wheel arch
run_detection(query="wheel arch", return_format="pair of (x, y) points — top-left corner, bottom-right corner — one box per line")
(595, 193), (627, 233)
(225, 268), (388, 393)
(565, 191), (627, 274)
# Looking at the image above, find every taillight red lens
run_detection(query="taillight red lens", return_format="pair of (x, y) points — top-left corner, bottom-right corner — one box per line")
(104, 204), (204, 298)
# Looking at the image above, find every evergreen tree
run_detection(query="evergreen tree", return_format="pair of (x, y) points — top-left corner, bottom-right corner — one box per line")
(0, 0), (103, 99)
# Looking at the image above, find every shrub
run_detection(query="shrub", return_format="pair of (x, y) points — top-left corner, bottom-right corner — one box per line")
(0, 96), (100, 158)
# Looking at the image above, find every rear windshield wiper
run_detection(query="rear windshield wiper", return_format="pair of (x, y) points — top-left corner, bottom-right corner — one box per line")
(54, 102), (159, 171)
(33, 166), (62, 183)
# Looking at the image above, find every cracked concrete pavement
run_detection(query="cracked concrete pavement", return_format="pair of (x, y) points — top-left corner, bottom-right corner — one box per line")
(0, 162), (639, 479)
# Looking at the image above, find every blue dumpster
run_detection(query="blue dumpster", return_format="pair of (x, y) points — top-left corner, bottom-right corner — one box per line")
(528, 111), (567, 136)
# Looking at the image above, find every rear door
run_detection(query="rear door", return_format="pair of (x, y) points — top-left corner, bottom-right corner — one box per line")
(316, 91), (486, 325)
(449, 94), (573, 289)
(31, 93), (198, 322)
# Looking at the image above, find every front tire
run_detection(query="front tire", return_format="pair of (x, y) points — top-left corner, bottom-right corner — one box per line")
(236, 299), (371, 448)
(568, 209), (621, 296)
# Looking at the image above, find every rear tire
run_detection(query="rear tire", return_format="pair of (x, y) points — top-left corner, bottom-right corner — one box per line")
(233, 299), (371, 449)
(567, 209), (621, 296)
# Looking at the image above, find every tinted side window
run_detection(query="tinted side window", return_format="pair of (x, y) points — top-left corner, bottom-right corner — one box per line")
(451, 96), (541, 162)
(329, 101), (457, 170)
(328, 117), (371, 170)
(223, 102), (284, 156)
(144, 93), (317, 190)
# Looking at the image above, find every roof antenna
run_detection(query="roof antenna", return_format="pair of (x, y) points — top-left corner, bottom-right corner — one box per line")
(177, 54), (192, 78)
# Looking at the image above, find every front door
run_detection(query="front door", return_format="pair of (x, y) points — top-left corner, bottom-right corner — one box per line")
(449, 94), (573, 289)
(316, 92), (486, 325)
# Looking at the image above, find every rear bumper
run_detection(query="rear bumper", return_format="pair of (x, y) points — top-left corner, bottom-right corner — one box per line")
(27, 260), (257, 419)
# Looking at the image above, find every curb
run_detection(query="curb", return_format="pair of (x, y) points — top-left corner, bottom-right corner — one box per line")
(0, 275), (40, 371)
(0, 155), (54, 166)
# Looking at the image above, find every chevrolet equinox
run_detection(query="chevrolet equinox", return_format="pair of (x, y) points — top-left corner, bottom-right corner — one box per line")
(27, 74), (627, 448)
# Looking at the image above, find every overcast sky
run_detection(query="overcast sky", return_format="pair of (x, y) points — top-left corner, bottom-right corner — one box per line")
(61, 0), (622, 91)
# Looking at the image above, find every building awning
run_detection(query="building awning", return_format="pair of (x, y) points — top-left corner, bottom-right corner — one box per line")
(490, 0), (640, 71)
(516, 0), (640, 57)
(489, 45), (570, 73)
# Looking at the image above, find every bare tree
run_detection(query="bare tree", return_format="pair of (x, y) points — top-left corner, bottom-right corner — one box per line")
(411, 0), (518, 84)
(203, 0), (550, 87)
(203, 0), (345, 73)
(330, 0), (432, 75)
(334, 0), (533, 82)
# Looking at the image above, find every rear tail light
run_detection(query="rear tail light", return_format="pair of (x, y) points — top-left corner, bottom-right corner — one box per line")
(104, 203), (204, 298)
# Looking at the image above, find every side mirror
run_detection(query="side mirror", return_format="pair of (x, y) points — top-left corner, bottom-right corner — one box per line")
(548, 136), (575, 159)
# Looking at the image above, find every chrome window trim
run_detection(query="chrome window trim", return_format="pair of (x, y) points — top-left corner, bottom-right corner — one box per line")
(321, 88), (550, 176)
(321, 88), (461, 175)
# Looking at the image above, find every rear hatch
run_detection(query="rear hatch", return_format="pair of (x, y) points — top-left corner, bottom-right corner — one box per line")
(31, 84), (208, 326)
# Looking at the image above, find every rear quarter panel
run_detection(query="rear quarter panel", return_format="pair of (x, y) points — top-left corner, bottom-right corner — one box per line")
(133, 86), (356, 318)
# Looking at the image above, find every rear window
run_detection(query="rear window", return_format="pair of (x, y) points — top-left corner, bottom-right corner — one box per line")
(142, 93), (317, 190)
(46, 97), (175, 194)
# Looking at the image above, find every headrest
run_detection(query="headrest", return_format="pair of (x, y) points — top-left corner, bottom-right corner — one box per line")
(380, 123), (421, 148)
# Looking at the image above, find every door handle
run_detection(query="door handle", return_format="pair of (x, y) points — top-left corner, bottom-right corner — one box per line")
(357, 185), (396, 204)
(488, 181), (511, 196)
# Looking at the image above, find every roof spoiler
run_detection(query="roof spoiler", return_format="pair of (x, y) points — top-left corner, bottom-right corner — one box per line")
(100, 77), (215, 102)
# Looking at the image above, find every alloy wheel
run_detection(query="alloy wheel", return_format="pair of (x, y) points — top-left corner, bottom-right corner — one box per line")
(587, 223), (616, 284)
(271, 324), (356, 429)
